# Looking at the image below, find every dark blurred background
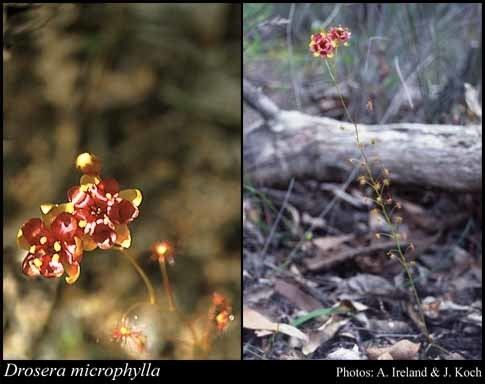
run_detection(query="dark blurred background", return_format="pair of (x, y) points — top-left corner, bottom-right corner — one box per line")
(3, 3), (241, 359)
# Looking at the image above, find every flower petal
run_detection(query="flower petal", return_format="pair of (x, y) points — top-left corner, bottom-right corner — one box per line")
(62, 236), (84, 264)
(65, 262), (80, 284)
(21, 253), (42, 277)
(92, 223), (117, 249)
(114, 224), (131, 248)
(41, 203), (75, 227)
(68, 186), (94, 208)
(17, 228), (31, 250)
(81, 234), (98, 251)
(108, 199), (138, 224)
(19, 218), (45, 245)
(98, 178), (120, 195)
(43, 255), (64, 278)
(118, 189), (143, 207)
(51, 213), (78, 241)
(80, 174), (101, 187)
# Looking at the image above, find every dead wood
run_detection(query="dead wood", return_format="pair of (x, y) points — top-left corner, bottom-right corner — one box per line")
(243, 80), (482, 191)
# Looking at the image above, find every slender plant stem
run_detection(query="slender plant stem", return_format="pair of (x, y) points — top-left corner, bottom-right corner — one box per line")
(159, 260), (176, 312)
(116, 247), (200, 351)
(323, 59), (432, 343)
(121, 302), (147, 321)
(115, 246), (156, 305)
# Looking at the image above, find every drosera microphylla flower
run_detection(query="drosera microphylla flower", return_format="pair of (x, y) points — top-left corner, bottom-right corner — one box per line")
(151, 240), (175, 265)
(210, 292), (234, 332)
(309, 32), (336, 58)
(111, 317), (148, 355)
(328, 25), (351, 46)
(68, 173), (142, 251)
(18, 207), (83, 284)
(310, 26), (351, 59)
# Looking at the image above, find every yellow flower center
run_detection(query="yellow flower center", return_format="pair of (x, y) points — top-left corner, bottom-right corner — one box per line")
(54, 241), (62, 252)
(40, 236), (48, 245)
(52, 254), (60, 263)
(79, 220), (87, 228)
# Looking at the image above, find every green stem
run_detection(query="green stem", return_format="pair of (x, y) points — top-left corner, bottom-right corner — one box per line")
(159, 260), (176, 312)
(324, 59), (375, 184)
(115, 246), (156, 305)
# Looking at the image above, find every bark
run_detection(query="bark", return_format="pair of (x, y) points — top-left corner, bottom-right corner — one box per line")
(244, 111), (482, 191)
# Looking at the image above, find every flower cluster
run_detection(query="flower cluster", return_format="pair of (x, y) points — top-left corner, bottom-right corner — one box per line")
(309, 25), (351, 59)
(18, 153), (142, 284)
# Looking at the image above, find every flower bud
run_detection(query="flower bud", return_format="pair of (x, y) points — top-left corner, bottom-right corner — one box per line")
(151, 240), (175, 264)
(76, 152), (101, 175)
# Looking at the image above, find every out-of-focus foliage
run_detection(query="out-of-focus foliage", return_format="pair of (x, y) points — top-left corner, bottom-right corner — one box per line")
(4, 3), (241, 359)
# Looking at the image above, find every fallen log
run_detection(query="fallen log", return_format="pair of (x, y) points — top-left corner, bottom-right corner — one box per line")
(243, 81), (482, 192)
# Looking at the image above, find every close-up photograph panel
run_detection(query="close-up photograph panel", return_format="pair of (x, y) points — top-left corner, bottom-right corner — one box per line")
(243, 3), (482, 361)
(3, 3), (241, 360)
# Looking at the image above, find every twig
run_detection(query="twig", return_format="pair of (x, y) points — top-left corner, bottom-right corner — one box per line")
(394, 56), (414, 109)
(286, 4), (301, 110)
(243, 78), (280, 121)
(260, 178), (295, 260)
(321, 4), (342, 30)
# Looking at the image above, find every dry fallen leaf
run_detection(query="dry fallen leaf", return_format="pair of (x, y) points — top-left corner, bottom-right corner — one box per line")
(302, 316), (349, 355)
(274, 279), (322, 312)
(312, 234), (354, 252)
(347, 273), (395, 296)
(367, 339), (421, 360)
(338, 299), (369, 312)
(377, 351), (394, 360)
(243, 306), (308, 342)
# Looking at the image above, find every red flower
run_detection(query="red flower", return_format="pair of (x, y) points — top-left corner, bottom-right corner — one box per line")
(18, 207), (83, 284)
(68, 175), (142, 250)
(309, 32), (336, 58)
(328, 25), (351, 46)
